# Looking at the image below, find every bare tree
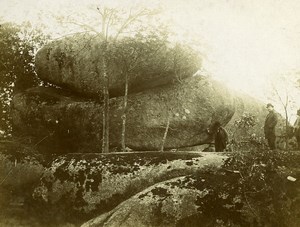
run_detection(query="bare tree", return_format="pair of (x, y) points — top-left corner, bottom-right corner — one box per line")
(160, 116), (171, 152)
(270, 75), (300, 150)
(95, 7), (118, 153)
(51, 4), (199, 153)
(109, 32), (169, 152)
(95, 6), (160, 153)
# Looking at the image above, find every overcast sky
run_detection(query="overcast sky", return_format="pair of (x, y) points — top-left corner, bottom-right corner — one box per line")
(1, 0), (300, 117)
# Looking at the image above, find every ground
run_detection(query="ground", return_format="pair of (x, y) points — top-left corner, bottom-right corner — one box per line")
(1, 145), (300, 227)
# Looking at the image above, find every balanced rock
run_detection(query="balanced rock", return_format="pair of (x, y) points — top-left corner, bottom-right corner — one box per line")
(35, 33), (200, 98)
(12, 75), (235, 152)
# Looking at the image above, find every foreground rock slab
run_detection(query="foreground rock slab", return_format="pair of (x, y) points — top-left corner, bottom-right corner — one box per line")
(82, 150), (300, 227)
(31, 152), (227, 219)
(82, 173), (241, 227)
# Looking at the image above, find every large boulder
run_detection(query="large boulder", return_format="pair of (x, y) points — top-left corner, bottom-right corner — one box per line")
(35, 33), (200, 98)
(31, 152), (227, 220)
(12, 75), (235, 152)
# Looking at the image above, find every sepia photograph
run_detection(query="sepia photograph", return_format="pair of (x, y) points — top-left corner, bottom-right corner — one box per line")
(0, 0), (300, 226)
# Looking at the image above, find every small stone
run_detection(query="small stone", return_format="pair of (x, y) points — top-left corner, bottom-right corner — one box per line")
(184, 109), (191, 114)
(287, 176), (296, 182)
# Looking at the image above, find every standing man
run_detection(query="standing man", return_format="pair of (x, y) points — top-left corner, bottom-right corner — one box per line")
(264, 103), (278, 150)
(207, 121), (229, 152)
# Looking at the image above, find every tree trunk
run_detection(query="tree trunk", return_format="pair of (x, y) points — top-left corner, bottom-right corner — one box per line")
(102, 43), (109, 153)
(160, 117), (170, 152)
(285, 109), (288, 150)
(121, 72), (129, 152)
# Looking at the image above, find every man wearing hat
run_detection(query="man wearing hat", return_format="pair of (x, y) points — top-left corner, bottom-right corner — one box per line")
(264, 103), (278, 150)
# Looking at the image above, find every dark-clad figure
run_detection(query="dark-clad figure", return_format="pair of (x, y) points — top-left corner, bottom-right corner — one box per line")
(207, 121), (229, 152)
(293, 109), (300, 150)
(264, 103), (278, 150)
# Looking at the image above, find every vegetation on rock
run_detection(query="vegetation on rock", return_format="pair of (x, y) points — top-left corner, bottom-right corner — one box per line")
(0, 22), (49, 137)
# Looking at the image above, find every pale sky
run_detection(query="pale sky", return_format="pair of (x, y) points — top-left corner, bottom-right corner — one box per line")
(1, 0), (300, 119)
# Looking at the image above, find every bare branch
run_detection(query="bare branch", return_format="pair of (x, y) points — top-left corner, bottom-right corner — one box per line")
(105, 9), (116, 40)
(0, 61), (8, 70)
(114, 8), (156, 40)
(49, 31), (90, 42)
(96, 6), (105, 17)
(62, 20), (99, 34)
(272, 83), (285, 107)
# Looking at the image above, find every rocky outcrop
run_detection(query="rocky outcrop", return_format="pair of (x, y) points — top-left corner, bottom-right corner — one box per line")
(2, 142), (299, 227)
(35, 33), (200, 98)
(82, 150), (300, 227)
(31, 152), (227, 218)
(81, 170), (244, 227)
(11, 75), (235, 153)
(0, 142), (227, 225)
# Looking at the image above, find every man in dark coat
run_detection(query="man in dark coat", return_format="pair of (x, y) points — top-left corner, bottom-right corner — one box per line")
(207, 121), (229, 152)
(264, 103), (278, 150)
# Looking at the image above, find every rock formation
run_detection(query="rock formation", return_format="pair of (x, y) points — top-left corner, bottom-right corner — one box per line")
(0, 142), (228, 226)
(12, 75), (235, 153)
(12, 31), (275, 153)
(4, 28), (294, 227)
(79, 150), (300, 227)
(31, 152), (227, 218)
(81, 169), (245, 227)
(35, 33), (200, 98)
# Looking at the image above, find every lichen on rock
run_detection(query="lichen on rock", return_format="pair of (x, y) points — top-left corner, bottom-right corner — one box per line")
(31, 152), (227, 218)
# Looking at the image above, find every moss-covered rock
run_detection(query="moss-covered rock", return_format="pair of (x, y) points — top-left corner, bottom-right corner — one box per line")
(31, 152), (227, 221)
(35, 33), (200, 98)
(12, 75), (235, 152)
(81, 173), (244, 227)
(82, 150), (300, 227)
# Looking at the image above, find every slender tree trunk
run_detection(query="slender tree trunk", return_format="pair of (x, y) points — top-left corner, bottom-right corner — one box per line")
(121, 72), (129, 152)
(102, 43), (109, 153)
(160, 117), (170, 152)
(285, 108), (288, 150)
